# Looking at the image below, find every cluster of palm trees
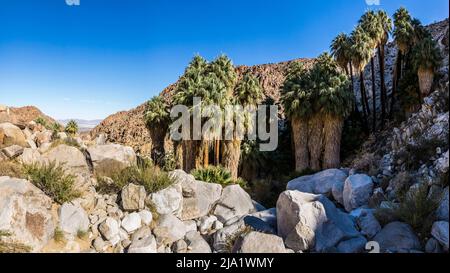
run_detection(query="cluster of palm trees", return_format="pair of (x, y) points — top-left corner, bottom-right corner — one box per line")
(145, 55), (263, 179)
(330, 7), (441, 132)
(281, 53), (354, 172)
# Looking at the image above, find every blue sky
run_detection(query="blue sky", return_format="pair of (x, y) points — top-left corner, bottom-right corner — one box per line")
(0, 0), (448, 120)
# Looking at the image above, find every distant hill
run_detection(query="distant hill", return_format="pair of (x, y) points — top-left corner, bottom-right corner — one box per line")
(0, 105), (56, 128)
(59, 119), (103, 132)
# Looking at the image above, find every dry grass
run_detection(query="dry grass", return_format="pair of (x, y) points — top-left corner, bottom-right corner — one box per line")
(0, 230), (32, 253)
(0, 160), (25, 178)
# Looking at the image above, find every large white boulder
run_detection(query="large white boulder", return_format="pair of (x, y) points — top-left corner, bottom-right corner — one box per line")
(276, 190), (359, 252)
(87, 144), (136, 174)
(0, 177), (55, 252)
(343, 174), (374, 212)
(431, 221), (449, 250)
(128, 235), (157, 253)
(184, 231), (212, 253)
(170, 170), (222, 221)
(99, 217), (120, 241)
(121, 184), (146, 211)
(121, 212), (142, 234)
(287, 169), (348, 196)
(153, 214), (187, 245)
(213, 185), (255, 223)
(41, 144), (90, 176)
(18, 148), (42, 165)
(146, 183), (183, 216)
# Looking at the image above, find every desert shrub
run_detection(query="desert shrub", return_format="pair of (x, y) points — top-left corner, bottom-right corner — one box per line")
(23, 162), (80, 204)
(0, 160), (25, 178)
(393, 183), (440, 241)
(53, 228), (65, 243)
(389, 172), (413, 199)
(34, 117), (48, 128)
(224, 226), (253, 253)
(192, 166), (233, 186)
(395, 136), (449, 171)
(0, 230), (31, 253)
(97, 160), (174, 195)
(162, 151), (177, 172)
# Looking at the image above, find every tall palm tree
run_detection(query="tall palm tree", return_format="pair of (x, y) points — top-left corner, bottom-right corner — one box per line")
(360, 10), (383, 132)
(351, 25), (372, 132)
(173, 55), (208, 172)
(65, 120), (78, 136)
(314, 54), (354, 169)
(376, 10), (392, 128)
(281, 62), (313, 172)
(223, 72), (264, 179)
(144, 96), (171, 165)
(392, 7), (414, 116)
(208, 55), (237, 166)
(411, 36), (441, 97)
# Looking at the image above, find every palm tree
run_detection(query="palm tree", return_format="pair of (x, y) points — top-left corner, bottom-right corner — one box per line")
(360, 10), (383, 132)
(351, 25), (372, 132)
(281, 61), (313, 172)
(208, 55), (237, 166)
(144, 96), (171, 165)
(411, 36), (441, 97)
(313, 54), (354, 169)
(65, 120), (78, 136)
(223, 72), (264, 179)
(173, 55), (208, 172)
(392, 7), (414, 116)
(376, 10), (392, 128)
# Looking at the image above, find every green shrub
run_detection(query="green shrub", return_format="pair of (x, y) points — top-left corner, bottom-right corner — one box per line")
(97, 161), (174, 195)
(162, 151), (177, 172)
(50, 138), (81, 150)
(34, 117), (48, 128)
(393, 183), (440, 241)
(0, 230), (31, 253)
(0, 160), (25, 178)
(23, 162), (80, 204)
(192, 166), (233, 185)
(53, 228), (66, 243)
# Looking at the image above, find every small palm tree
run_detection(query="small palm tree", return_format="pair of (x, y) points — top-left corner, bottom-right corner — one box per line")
(145, 96), (171, 165)
(281, 61), (313, 172)
(350, 25), (372, 131)
(65, 120), (78, 136)
(411, 36), (441, 97)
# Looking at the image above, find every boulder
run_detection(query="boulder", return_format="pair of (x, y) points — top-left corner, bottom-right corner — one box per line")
(146, 183), (183, 216)
(58, 202), (89, 235)
(173, 240), (188, 253)
(1, 145), (24, 159)
(41, 144), (90, 176)
(0, 177), (55, 252)
(87, 144), (136, 174)
(249, 208), (277, 231)
(170, 170), (222, 220)
(34, 131), (52, 146)
(213, 185), (255, 223)
(153, 214), (187, 245)
(356, 210), (381, 239)
(198, 215), (218, 234)
(244, 216), (276, 234)
(121, 212), (142, 234)
(233, 231), (287, 253)
(287, 169), (348, 195)
(127, 235), (157, 253)
(343, 174), (374, 212)
(185, 231), (212, 253)
(431, 221), (449, 250)
(425, 238), (443, 253)
(99, 217), (120, 241)
(276, 191), (359, 252)
(138, 210), (153, 226)
(213, 220), (246, 253)
(18, 148), (41, 165)
(0, 123), (28, 148)
(436, 187), (449, 221)
(336, 236), (367, 253)
(121, 184), (146, 211)
(373, 222), (421, 253)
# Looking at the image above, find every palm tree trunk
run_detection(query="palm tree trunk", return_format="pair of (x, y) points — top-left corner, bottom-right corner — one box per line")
(203, 141), (209, 167)
(378, 46), (387, 129)
(323, 114), (344, 169)
(359, 71), (370, 118)
(349, 63), (361, 117)
(183, 140), (196, 173)
(308, 114), (324, 171)
(291, 117), (309, 172)
(150, 127), (166, 166)
(194, 140), (203, 170)
(370, 57), (377, 132)
(214, 140), (220, 166)
(222, 139), (241, 180)
(174, 141), (183, 169)
(390, 50), (403, 118)
(418, 67), (434, 98)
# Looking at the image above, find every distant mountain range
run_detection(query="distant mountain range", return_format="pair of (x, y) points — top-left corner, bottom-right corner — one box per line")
(59, 119), (103, 132)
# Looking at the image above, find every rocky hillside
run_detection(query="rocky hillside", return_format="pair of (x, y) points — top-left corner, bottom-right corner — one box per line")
(0, 105), (56, 129)
(90, 58), (314, 153)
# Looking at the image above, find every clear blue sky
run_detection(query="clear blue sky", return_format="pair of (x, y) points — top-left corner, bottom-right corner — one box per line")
(0, 0), (448, 120)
